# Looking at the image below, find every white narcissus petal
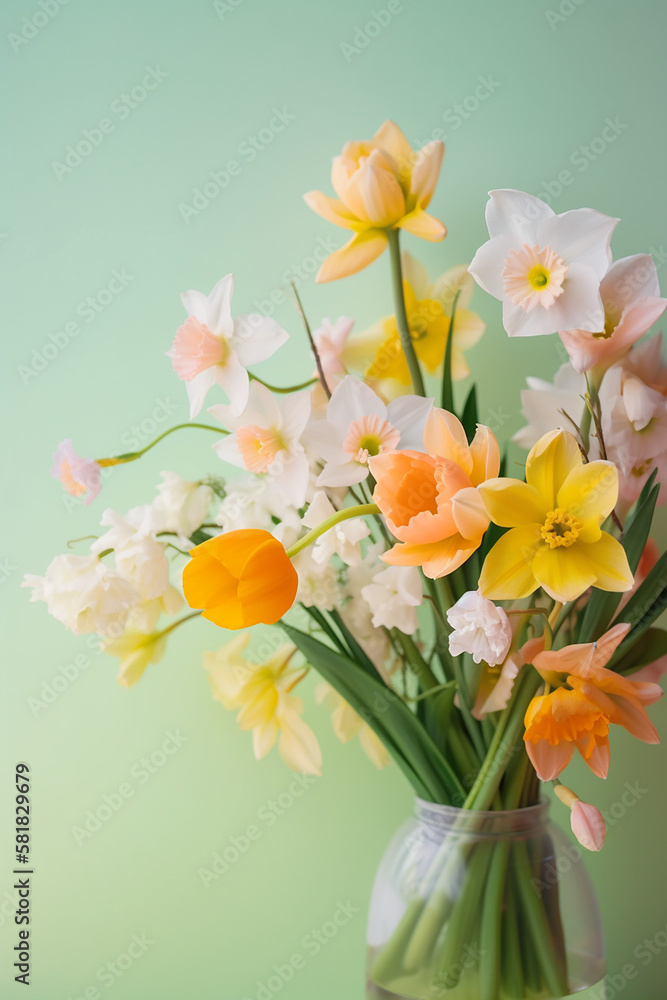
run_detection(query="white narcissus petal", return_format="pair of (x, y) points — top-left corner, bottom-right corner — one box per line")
(485, 189), (554, 242)
(304, 419), (348, 464)
(180, 288), (211, 325)
(327, 375), (387, 426)
(316, 461), (368, 488)
(212, 433), (244, 468)
(233, 313), (289, 366)
(386, 395), (433, 448)
(213, 352), (250, 417)
(537, 208), (618, 279)
(204, 273), (235, 336)
(272, 453), (310, 507)
(280, 390), (312, 440)
(186, 368), (218, 419)
(468, 235), (519, 300)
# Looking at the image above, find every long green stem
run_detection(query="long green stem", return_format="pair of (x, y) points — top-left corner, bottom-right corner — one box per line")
(97, 422), (224, 466)
(387, 228), (426, 396)
(393, 630), (440, 690)
(251, 373), (317, 394)
(285, 503), (380, 558)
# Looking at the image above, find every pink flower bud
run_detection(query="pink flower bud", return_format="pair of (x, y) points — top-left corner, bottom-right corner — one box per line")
(570, 799), (606, 852)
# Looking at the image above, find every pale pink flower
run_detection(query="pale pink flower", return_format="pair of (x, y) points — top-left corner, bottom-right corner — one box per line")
(570, 800), (607, 852)
(51, 439), (102, 505)
(167, 273), (288, 419)
(559, 254), (667, 374)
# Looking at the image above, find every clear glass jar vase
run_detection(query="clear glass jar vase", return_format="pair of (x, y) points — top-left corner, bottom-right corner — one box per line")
(366, 799), (605, 1000)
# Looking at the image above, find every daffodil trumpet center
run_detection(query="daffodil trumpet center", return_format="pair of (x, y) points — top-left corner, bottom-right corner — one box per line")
(502, 243), (568, 312)
(286, 503), (380, 559)
(540, 508), (582, 549)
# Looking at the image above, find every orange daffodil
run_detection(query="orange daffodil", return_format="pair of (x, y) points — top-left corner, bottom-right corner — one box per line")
(479, 429), (633, 603)
(304, 120), (446, 282)
(370, 409), (499, 578)
(523, 623), (662, 781)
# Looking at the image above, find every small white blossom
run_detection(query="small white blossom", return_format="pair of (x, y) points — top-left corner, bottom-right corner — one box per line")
(151, 472), (212, 540)
(23, 555), (137, 636)
(361, 565), (423, 634)
(447, 591), (512, 665)
(91, 508), (170, 600)
(302, 491), (369, 567)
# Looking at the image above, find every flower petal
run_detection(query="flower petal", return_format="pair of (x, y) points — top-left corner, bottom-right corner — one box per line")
(469, 235), (518, 300)
(423, 409), (472, 475)
(532, 544), (598, 602)
(316, 230), (389, 283)
(410, 140), (444, 208)
(479, 479), (546, 527)
(578, 532), (634, 593)
(485, 189), (553, 242)
(557, 460), (619, 524)
(537, 207), (618, 279)
(398, 208), (447, 242)
(479, 525), (542, 600)
(525, 739), (574, 781)
(525, 429), (582, 509)
(302, 190), (357, 229)
(451, 487), (490, 541)
(382, 535), (479, 579)
(233, 314), (289, 366)
(468, 424), (500, 485)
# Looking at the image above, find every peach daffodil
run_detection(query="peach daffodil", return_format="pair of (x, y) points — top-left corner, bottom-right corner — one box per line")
(523, 623), (662, 780)
(479, 429), (633, 602)
(369, 409), (500, 578)
(469, 190), (617, 337)
(559, 254), (667, 374)
(167, 273), (288, 419)
(304, 120), (446, 282)
(182, 529), (298, 629)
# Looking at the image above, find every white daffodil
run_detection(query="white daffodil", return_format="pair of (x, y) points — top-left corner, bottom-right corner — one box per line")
(360, 565), (423, 634)
(513, 362), (588, 451)
(469, 189), (617, 337)
(302, 491), (369, 566)
(22, 555), (137, 636)
(167, 273), (289, 418)
(91, 508), (171, 600)
(215, 473), (301, 534)
(447, 591), (513, 666)
(151, 472), (212, 541)
(305, 375), (432, 488)
(292, 548), (340, 611)
(211, 381), (311, 507)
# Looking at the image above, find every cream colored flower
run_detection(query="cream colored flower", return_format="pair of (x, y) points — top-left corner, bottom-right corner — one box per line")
(315, 683), (389, 769)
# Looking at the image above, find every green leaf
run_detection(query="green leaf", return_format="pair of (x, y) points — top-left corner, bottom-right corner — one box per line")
(610, 548), (667, 652)
(440, 290), (460, 411)
(284, 624), (464, 804)
(460, 384), (478, 443)
(328, 608), (378, 677)
(577, 475), (659, 642)
(611, 627), (667, 674)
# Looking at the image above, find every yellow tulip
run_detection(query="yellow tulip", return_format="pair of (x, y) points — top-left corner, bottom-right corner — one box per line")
(304, 120), (446, 282)
(204, 638), (322, 775)
(478, 429), (633, 602)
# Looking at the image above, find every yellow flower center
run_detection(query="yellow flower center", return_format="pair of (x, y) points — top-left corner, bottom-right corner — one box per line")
(540, 508), (582, 549)
(358, 434), (382, 457)
(527, 265), (550, 290)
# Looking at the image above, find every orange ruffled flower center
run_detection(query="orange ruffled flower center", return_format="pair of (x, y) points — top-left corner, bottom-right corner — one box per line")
(502, 243), (568, 312)
(237, 425), (288, 473)
(524, 687), (609, 749)
(58, 459), (87, 497)
(343, 414), (400, 464)
(540, 508), (583, 549)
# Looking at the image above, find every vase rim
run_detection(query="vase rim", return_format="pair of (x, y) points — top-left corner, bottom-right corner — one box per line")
(413, 797), (550, 837)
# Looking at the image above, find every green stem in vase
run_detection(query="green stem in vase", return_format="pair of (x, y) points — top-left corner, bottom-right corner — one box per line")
(387, 228), (426, 396)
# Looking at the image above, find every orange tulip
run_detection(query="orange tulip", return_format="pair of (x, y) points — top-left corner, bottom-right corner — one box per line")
(369, 409), (499, 578)
(182, 529), (298, 630)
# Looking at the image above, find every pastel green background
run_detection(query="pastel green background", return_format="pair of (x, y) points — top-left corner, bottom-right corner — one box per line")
(2, 0), (666, 997)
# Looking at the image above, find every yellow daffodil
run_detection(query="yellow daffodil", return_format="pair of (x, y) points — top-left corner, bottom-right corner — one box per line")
(345, 254), (484, 400)
(304, 120), (446, 282)
(103, 629), (167, 688)
(478, 429), (633, 602)
(315, 682), (389, 769)
(204, 637), (322, 775)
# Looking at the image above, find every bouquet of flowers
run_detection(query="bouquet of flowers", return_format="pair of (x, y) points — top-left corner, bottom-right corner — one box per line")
(26, 120), (667, 1000)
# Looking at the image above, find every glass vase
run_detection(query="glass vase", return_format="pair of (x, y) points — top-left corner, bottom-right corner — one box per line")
(366, 799), (605, 1000)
